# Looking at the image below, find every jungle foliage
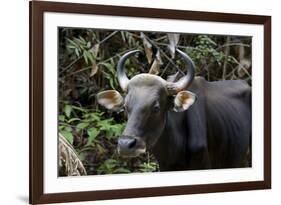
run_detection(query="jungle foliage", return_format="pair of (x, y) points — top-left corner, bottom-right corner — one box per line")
(58, 28), (251, 176)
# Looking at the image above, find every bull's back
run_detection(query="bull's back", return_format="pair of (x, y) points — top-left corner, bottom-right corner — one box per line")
(189, 77), (251, 168)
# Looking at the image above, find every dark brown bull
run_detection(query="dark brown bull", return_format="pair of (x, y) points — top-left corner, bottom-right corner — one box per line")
(97, 49), (251, 171)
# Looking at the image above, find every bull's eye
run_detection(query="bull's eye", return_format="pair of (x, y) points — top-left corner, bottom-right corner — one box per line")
(152, 103), (160, 114)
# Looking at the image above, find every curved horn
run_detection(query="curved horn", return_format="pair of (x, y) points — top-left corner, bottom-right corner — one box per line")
(166, 49), (195, 95)
(117, 50), (141, 91)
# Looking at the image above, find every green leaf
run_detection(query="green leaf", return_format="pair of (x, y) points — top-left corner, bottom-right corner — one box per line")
(67, 118), (81, 123)
(83, 51), (89, 65)
(100, 62), (114, 73)
(79, 36), (86, 44)
(66, 38), (78, 47)
(61, 131), (74, 144)
(138, 162), (158, 172)
(58, 125), (65, 131)
(64, 105), (72, 118)
(58, 115), (65, 122)
(65, 126), (72, 132)
(74, 37), (82, 44)
(71, 105), (87, 112)
(86, 41), (91, 48)
(78, 152), (87, 161)
(76, 122), (89, 129)
(86, 128), (100, 145)
(67, 45), (76, 49)
(97, 159), (119, 174)
(104, 159), (118, 169)
(86, 51), (94, 63)
(113, 168), (131, 174)
(89, 113), (101, 121)
(109, 78), (116, 90)
(75, 48), (80, 57)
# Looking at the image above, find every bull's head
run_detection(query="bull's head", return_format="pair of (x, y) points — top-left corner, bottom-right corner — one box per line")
(97, 49), (196, 157)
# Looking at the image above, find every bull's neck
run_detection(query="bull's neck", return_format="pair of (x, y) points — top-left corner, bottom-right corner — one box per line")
(151, 111), (187, 171)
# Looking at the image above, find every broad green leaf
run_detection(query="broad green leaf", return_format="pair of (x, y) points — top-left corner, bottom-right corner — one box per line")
(76, 122), (89, 129)
(86, 128), (100, 145)
(58, 125), (65, 131)
(71, 105), (87, 112)
(74, 37), (82, 44)
(64, 105), (72, 118)
(97, 159), (118, 174)
(109, 78), (115, 90)
(86, 41), (91, 48)
(75, 48), (80, 57)
(89, 113), (101, 121)
(65, 126), (72, 132)
(67, 45), (76, 49)
(67, 118), (81, 123)
(113, 168), (131, 174)
(79, 36), (86, 44)
(86, 51), (94, 63)
(83, 51), (89, 65)
(60, 131), (74, 144)
(78, 152), (87, 161)
(58, 115), (65, 122)
(104, 159), (118, 169)
(66, 38), (78, 47)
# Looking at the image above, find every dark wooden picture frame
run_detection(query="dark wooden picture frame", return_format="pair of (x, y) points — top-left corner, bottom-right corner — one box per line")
(30, 1), (271, 204)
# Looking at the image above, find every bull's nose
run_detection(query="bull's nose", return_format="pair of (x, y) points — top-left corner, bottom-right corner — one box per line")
(117, 136), (146, 157)
(118, 137), (137, 149)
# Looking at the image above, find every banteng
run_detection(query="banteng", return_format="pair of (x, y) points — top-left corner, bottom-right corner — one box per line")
(97, 49), (251, 171)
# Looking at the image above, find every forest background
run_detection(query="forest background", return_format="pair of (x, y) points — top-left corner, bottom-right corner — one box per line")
(58, 28), (251, 176)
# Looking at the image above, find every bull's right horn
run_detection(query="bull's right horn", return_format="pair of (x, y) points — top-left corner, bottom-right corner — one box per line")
(117, 50), (141, 92)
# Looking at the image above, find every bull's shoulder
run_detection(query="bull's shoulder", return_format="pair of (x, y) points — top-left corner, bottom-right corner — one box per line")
(198, 78), (251, 128)
(208, 80), (251, 102)
(191, 77), (251, 100)
(208, 79), (250, 91)
(189, 77), (251, 120)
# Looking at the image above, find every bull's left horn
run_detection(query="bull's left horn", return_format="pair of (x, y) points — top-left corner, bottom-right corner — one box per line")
(117, 50), (141, 92)
(166, 49), (195, 95)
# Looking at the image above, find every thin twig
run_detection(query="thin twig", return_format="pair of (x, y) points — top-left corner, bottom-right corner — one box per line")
(222, 37), (230, 80)
(155, 42), (187, 49)
(232, 58), (252, 78)
(155, 42), (200, 51)
(154, 36), (167, 42)
(98, 31), (119, 44)
(225, 65), (237, 79)
(59, 57), (81, 75)
(160, 62), (171, 77)
(217, 43), (250, 51)
(156, 42), (250, 52)
(65, 66), (91, 78)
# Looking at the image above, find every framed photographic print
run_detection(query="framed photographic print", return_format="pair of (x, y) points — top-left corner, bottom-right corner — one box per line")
(29, 1), (271, 204)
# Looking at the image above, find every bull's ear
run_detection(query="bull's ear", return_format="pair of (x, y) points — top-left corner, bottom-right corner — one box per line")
(173, 91), (197, 112)
(96, 90), (124, 112)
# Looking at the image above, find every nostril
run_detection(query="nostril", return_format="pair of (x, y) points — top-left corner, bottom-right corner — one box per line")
(128, 138), (137, 149)
(118, 137), (137, 149)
